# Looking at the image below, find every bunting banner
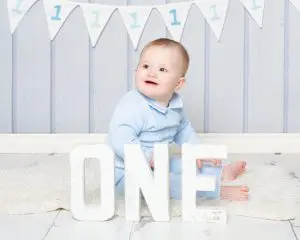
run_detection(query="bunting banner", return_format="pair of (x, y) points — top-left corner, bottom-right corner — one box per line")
(119, 5), (153, 50)
(240, 0), (265, 28)
(157, 2), (192, 42)
(194, 0), (229, 41)
(290, 0), (300, 12)
(80, 3), (116, 47)
(43, 0), (77, 40)
(6, 0), (298, 47)
(7, 0), (38, 33)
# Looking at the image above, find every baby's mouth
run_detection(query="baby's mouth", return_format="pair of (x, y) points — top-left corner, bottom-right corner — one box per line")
(145, 80), (158, 85)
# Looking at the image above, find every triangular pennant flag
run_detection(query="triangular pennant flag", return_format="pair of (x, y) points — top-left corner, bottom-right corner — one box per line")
(156, 2), (192, 41)
(43, 0), (78, 41)
(80, 3), (116, 47)
(7, 0), (39, 33)
(240, 0), (265, 28)
(194, 0), (229, 41)
(289, 0), (300, 12)
(119, 6), (153, 50)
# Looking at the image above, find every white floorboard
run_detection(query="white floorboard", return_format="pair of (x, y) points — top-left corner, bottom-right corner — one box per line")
(129, 216), (296, 240)
(44, 211), (133, 240)
(0, 212), (57, 240)
(0, 211), (296, 240)
(42, 211), (296, 240)
(293, 226), (300, 239)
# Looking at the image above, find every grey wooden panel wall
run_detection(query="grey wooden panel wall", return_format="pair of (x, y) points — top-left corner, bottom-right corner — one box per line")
(247, 0), (285, 133)
(173, 0), (205, 133)
(0, 0), (300, 134)
(208, 0), (244, 133)
(14, 0), (51, 133)
(92, 0), (128, 133)
(288, 2), (300, 132)
(53, 0), (89, 133)
(0, 0), (12, 133)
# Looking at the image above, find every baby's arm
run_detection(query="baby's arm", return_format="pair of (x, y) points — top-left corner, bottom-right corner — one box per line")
(108, 102), (151, 163)
(174, 111), (199, 145)
(109, 124), (140, 159)
(174, 111), (222, 168)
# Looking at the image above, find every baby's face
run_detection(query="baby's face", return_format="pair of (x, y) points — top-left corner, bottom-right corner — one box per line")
(135, 45), (185, 104)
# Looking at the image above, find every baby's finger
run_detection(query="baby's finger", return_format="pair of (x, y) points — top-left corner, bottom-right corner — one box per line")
(213, 159), (222, 166)
(203, 159), (216, 166)
(196, 159), (203, 168)
(150, 159), (154, 168)
(202, 159), (221, 166)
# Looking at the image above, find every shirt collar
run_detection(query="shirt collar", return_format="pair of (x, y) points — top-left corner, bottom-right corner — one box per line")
(137, 90), (183, 114)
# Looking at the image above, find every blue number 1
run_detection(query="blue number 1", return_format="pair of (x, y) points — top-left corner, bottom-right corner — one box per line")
(251, 0), (261, 10)
(130, 12), (141, 28)
(12, 0), (22, 14)
(51, 5), (62, 21)
(91, 11), (101, 28)
(169, 9), (181, 26)
(210, 5), (220, 21)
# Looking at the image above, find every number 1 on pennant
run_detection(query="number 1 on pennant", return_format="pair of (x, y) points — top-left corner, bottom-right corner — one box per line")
(210, 5), (220, 21)
(12, 0), (23, 14)
(169, 9), (181, 26)
(91, 11), (101, 28)
(130, 12), (141, 29)
(251, 0), (261, 10)
(51, 5), (62, 21)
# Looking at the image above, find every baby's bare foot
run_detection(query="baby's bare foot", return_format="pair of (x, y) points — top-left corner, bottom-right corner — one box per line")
(220, 186), (249, 201)
(222, 161), (246, 182)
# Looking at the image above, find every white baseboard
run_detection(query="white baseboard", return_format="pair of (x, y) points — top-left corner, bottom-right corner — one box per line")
(0, 133), (299, 154)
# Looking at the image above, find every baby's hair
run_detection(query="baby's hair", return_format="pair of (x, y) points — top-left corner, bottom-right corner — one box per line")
(140, 38), (190, 77)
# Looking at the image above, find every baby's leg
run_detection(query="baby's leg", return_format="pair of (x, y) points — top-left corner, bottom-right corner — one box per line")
(222, 161), (247, 181)
(220, 186), (249, 201)
(169, 166), (222, 200)
(169, 157), (249, 201)
(170, 155), (183, 174)
(219, 161), (249, 200)
(196, 165), (222, 199)
(198, 165), (249, 201)
(169, 156), (222, 199)
(115, 167), (125, 196)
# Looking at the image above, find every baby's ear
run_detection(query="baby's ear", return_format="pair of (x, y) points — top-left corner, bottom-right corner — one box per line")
(175, 77), (186, 90)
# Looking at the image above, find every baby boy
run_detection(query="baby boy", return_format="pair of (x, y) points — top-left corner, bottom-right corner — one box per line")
(108, 38), (249, 201)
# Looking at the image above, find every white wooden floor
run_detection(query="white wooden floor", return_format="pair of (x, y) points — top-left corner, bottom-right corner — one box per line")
(0, 210), (298, 240)
(0, 153), (299, 240)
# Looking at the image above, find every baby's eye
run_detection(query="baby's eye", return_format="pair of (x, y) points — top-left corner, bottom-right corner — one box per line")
(142, 64), (149, 69)
(159, 67), (167, 72)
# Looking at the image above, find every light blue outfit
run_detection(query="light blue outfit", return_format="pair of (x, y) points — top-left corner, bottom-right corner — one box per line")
(108, 90), (222, 199)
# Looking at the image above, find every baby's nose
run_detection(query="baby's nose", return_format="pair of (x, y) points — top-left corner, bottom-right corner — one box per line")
(147, 68), (157, 77)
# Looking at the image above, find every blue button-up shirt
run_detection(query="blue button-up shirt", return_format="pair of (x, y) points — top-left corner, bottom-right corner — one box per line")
(108, 90), (200, 168)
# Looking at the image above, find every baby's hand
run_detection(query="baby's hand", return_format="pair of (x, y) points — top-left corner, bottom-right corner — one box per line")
(197, 159), (222, 168)
(150, 159), (154, 169)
